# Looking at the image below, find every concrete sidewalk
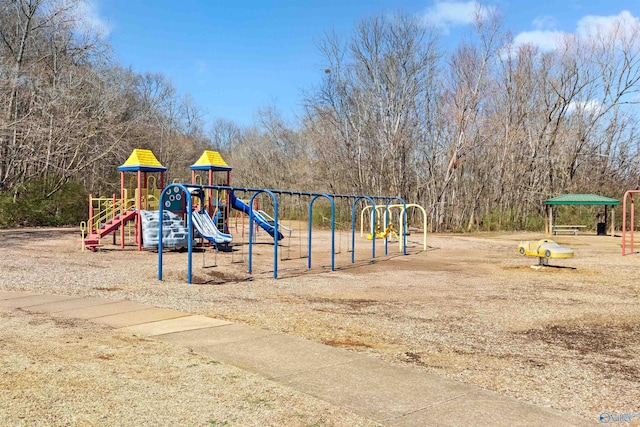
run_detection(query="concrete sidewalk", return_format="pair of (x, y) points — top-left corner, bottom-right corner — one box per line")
(0, 291), (593, 426)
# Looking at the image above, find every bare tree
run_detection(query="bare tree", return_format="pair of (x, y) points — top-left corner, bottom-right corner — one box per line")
(427, 7), (505, 230)
(0, 0), (121, 196)
(304, 12), (441, 198)
(229, 105), (312, 194)
(209, 118), (243, 152)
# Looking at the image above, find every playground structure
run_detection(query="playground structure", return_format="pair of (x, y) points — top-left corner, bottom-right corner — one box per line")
(83, 149), (166, 251)
(83, 149), (428, 282)
(622, 190), (640, 256)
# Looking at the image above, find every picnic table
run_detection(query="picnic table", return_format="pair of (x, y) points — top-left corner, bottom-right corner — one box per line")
(552, 225), (586, 236)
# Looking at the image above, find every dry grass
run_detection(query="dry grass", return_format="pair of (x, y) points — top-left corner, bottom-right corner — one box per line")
(1, 227), (639, 425)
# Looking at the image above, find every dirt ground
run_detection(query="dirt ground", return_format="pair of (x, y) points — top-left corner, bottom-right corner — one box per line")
(1, 226), (639, 426)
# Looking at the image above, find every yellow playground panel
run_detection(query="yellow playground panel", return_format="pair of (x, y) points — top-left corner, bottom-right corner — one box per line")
(191, 174), (228, 211)
(136, 177), (162, 209)
(360, 204), (427, 251)
(124, 174), (162, 210)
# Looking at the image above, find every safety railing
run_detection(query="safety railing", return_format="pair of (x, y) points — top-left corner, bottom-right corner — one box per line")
(88, 195), (137, 234)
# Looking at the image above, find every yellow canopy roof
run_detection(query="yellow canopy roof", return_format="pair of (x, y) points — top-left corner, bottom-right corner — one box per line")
(122, 149), (163, 167)
(118, 149), (166, 172)
(191, 150), (232, 171)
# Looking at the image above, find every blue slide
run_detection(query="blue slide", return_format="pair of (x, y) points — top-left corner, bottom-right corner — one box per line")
(229, 191), (284, 240)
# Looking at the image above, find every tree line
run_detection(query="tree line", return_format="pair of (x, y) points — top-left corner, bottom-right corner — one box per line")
(1, 0), (638, 230)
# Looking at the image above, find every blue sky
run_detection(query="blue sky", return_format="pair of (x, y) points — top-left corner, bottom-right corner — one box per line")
(87, 0), (639, 129)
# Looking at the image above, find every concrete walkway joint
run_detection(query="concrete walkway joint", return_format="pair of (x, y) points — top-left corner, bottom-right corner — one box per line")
(0, 291), (594, 426)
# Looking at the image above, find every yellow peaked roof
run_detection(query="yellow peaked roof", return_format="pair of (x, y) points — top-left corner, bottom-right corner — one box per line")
(193, 150), (229, 168)
(190, 150), (232, 171)
(121, 149), (164, 168)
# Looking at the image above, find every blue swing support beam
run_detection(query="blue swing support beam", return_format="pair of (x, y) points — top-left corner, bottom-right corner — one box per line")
(308, 193), (336, 271)
(157, 183), (410, 284)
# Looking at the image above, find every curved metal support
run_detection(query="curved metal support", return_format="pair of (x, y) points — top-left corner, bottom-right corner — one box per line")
(384, 197), (408, 256)
(351, 196), (377, 263)
(397, 204), (427, 252)
(361, 203), (427, 252)
(247, 189), (279, 278)
(308, 194), (336, 271)
(158, 183), (200, 284)
(622, 190), (639, 256)
(360, 205), (373, 238)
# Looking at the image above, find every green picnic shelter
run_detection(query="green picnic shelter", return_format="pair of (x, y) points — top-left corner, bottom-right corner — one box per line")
(545, 194), (620, 236)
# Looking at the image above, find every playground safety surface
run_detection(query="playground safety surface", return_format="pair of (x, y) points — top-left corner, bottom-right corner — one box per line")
(1, 227), (637, 425)
(0, 290), (591, 426)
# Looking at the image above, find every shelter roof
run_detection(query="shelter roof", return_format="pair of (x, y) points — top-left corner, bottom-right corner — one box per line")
(545, 194), (619, 205)
(118, 149), (167, 172)
(190, 150), (232, 171)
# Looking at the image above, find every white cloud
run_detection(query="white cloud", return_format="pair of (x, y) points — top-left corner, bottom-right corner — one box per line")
(72, 0), (112, 38)
(576, 10), (640, 41)
(510, 10), (640, 54)
(422, 1), (495, 33)
(567, 99), (602, 115)
(511, 30), (566, 53)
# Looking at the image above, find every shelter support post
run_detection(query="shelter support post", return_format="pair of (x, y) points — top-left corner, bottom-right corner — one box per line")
(610, 207), (615, 236)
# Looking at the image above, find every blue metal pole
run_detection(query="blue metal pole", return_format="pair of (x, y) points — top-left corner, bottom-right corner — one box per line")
(308, 194), (336, 271)
(371, 199), (376, 260)
(351, 199), (356, 264)
(384, 200), (389, 256)
(247, 191), (254, 274)
(248, 189), (279, 279)
(351, 196), (376, 263)
(402, 200), (407, 256)
(186, 186), (195, 284)
(330, 195), (335, 270)
(307, 199), (313, 269)
(273, 192), (279, 278)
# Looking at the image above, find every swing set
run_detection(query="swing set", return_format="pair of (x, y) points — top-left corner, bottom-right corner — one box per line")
(360, 203), (428, 251)
(157, 184), (419, 283)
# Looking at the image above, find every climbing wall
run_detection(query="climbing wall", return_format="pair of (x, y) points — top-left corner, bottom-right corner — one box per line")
(140, 210), (191, 249)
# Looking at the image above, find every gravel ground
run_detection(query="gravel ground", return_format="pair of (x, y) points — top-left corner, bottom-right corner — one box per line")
(1, 227), (639, 426)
